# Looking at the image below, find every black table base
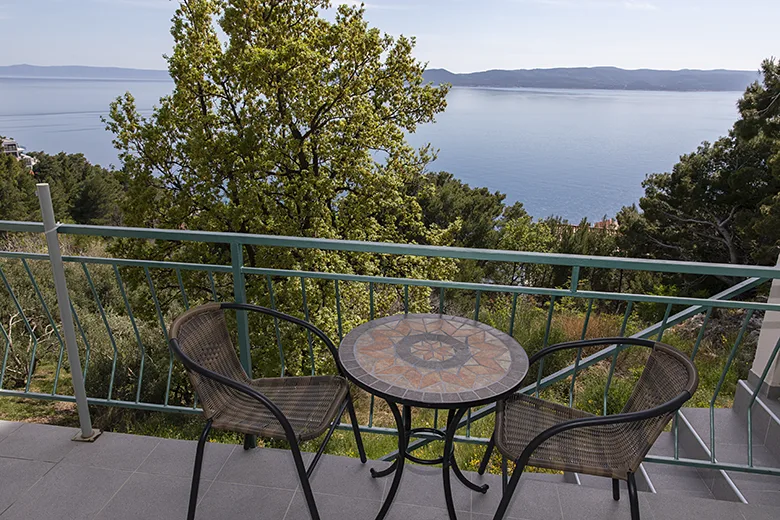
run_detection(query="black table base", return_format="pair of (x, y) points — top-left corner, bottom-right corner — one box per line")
(371, 401), (488, 520)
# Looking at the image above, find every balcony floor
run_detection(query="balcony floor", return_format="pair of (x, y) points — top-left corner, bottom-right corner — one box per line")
(0, 420), (778, 520)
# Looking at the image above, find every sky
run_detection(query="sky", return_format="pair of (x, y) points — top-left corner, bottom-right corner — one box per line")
(0, 0), (777, 72)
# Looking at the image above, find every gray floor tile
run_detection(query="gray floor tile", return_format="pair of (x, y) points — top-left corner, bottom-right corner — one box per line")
(215, 446), (311, 490)
(284, 490), (380, 520)
(739, 502), (780, 520)
(61, 431), (161, 471)
(383, 502), (455, 520)
(725, 468), (780, 491)
(645, 492), (749, 520)
(716, 443), (779, 468)
(93, 472), (196, 520)
(0, 423), (79, 462)
(557, 484), (654, 520)
(643, 463), (714, 496)
(471, 472), (562, 520)
(136, 437), (235, 480)
(0, 421), (22, 443)
(739, 488), (780, 507)
(682, 408), (756, 448)
(0, 458), (53, 513)
(382, 463), (471, 513)
(765, 420), (780, 460)
(308, 453), (385, 500)
(196, 481), (295, 520)
(0, 463), (131, 520)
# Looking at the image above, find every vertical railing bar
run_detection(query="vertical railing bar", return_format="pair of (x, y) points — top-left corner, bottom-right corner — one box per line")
(113, 266), (146, 404)
(536, 295), (556, 398)
(569, 298), (593, 408)
(21, 259), (66, 395)
(144, 267), (173, 406)
(335, 279), (343, 341)
(175, 268), (190, 310)
(70, 299), (91, 379)
(266, 275), (285, 376)
(207, 271), (219, 301)
(747, 334), (780, 467)
(368, 281), (376, 427)
(434, 409), (439, 430)
(709, 309), (754, 462)
(657, 303), (673, 341)
(439, 286), (445, 315)
(604, 301), (633, 416)
(509, 293), (518, 337)
(300, 277), (315, 376)
(82, 263), (121, 401)
(0, 266), (40, 393)
(474, 290), (482, 321)
(0, 321), (11, 390)
(466, 408), (472, 437)
(404, 284), (409, 314)
(690, 307), (714, 361)
(570, 266), (580, 293)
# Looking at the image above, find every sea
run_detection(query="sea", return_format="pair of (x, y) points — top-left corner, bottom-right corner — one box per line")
(0, 77), (742, 221)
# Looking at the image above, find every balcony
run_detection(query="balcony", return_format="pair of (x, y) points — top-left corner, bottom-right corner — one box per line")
(0, 420), (778, 520)
(1, 199), (780, 519)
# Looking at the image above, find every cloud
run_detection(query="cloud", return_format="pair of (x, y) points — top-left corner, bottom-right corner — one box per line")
(516, 0), (657, 9)
(623, 0), (656, 9)
(91, 0), (177, 10)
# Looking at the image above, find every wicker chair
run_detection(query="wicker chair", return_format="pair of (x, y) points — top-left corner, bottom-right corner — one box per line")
(477, 337), (698, 520)
(168, 302), (366, 520)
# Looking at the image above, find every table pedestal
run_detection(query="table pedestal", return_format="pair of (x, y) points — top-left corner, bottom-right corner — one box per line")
(371, 402), (488, 520)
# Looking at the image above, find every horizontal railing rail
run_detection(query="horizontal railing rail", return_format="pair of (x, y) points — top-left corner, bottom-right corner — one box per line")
(1, 220), (779, 481)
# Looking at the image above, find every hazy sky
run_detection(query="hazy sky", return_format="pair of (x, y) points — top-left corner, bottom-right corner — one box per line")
(1, 0), (777, 72)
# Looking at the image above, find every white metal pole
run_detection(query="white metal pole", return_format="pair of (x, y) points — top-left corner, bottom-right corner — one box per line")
(36, 183), (97, 440)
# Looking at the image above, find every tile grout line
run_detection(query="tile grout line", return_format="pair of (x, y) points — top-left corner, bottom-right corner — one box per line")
(281, 489), (298, 520)
(0, 456), (60, 518)
(90, 436), (162, 519)
(198, 442), (238, 503)
(555, 483), (565, 520)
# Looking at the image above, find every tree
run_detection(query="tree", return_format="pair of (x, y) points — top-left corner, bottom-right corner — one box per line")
(105, 0), (453, 369)
(619, 58), (780, 290)
(0, 154), (38, 222)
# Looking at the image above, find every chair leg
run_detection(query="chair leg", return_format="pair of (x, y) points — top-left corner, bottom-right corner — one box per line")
(187, 420), (212, 520)
(478, 433), (495, 475)
(291, 441), (320, 520)
(627, 472), (640, 520)
(501, 457), (508, 493)
(613, 478), (620, 501)
(345, 394), (367, 463)
(493, 459), (525, 520)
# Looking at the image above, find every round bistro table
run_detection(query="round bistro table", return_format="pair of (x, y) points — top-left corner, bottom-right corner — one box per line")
(338, 313), (529, 520)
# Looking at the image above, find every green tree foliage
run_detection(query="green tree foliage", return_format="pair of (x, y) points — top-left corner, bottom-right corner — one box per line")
(0, 154), (38, 221)
(31, 152), (123, 226)
(105, 0), (453, 373)
(623, 58), (780, 291)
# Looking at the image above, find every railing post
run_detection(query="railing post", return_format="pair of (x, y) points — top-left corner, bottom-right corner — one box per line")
(36, 184), (99, 441)
(750, 254), (780, 399)
(230, 241), (255, 449)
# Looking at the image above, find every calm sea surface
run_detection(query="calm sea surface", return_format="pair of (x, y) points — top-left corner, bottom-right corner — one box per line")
(0, 77), (741, 220)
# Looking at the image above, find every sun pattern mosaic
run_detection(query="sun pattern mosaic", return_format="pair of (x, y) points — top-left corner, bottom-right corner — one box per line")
(339, 314), (528, 406)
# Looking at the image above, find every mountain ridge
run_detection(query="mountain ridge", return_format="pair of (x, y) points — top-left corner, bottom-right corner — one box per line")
(0, 64), (760, 91)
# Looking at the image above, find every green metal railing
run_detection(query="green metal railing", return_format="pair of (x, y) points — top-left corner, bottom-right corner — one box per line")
(1, 219), (779, 479)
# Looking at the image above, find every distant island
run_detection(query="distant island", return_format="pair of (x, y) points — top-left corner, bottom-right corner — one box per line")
(0, 64), (760, 92)
(423, 67), (760, 92)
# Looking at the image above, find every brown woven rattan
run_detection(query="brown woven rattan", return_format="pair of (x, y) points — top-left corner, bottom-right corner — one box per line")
(494, 342), (698, 480)
(170, 303), (348, 441)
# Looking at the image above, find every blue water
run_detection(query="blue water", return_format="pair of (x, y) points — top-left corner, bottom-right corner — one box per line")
(0, 77), (741, 220)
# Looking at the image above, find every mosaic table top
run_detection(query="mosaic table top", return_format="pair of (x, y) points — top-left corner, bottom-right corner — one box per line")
(339, 314), (528, 407)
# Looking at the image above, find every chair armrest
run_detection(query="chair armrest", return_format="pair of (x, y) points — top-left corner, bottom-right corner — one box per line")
(509, 388), (692, 470)
(220, 302), (344, 376)
(169, 337), (300, 443)
(527, 337), (657, 366)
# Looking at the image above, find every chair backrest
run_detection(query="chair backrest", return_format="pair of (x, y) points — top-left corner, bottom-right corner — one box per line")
(169, 303), (250, 419)
(620, 341), (699, 471)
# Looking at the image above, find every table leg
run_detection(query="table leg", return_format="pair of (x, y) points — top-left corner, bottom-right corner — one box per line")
(443, 407), (468, 520)
(445, 409), (490, 494)
(376, 400), (407, 520)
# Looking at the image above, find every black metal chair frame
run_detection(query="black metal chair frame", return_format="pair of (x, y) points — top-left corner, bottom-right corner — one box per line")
(169, 302), (367, 520)
(476, 337), (698, 520)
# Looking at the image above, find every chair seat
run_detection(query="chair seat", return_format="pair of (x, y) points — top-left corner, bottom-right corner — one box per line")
(495, 393), (647, 480)
(210, 375), (349, 441)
